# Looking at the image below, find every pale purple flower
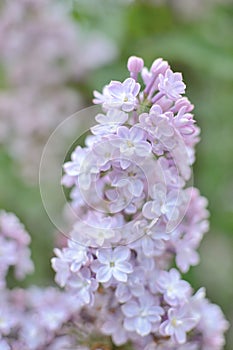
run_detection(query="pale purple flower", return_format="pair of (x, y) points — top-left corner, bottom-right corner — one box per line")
(70, 214), (117, 247)
(63, 240), (88, 273)
(101, 310), (129, 346)
(158, 69), (186, 100)
(174, 236), (200, 273)
(160, 305), (197, 344)
(92, 139), (117, 170)
(67, 268), (98, 305)
(63, 146), (89, 177)
(139, 105), (176, 155)
(122, 293), (164, 336)
(94, 246), (133, 283)
(142, 183), (180, 222)
(115, 267), (145, 302)
(91, 109), (128, 135)
(133, 219), (167, 257)
(93, 78), (140, 112)
(139, 104), (173, 137)
(115, 125), (151, 159)
(156, 268), (192, 306)
(63, 146), (99, 190)
(197, 301), (229, 350)
(173, 106), (195, 136)
(110, 164), (145, 197)
(106, 185), (135, 214)
(51, 248), (71, 287)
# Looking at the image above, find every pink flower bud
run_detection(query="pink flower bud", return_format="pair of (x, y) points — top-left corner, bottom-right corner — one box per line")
(127, 56), (144, 73)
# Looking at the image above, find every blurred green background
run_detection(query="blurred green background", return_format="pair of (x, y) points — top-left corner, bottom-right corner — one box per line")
(0, 0), (232, 348)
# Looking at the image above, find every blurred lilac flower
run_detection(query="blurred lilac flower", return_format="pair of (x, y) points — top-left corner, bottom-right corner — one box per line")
(122, 293), (164, 336)
(0, 0), (117, 181)
(159, 305), (198, 344)
(156, 268), (192, 306)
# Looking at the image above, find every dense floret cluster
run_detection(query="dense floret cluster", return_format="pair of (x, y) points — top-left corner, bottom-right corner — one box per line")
(53, 56), (229, 349)
(0, 212), (80, 349)
(0, 211), (34, 286)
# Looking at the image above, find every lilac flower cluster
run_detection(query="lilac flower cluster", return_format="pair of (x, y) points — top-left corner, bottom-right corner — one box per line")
(0, 211), (84, 349)
(54, 56), (229, 349)
(0, 211), (34, 287)
(0, 0), (116, 181)
(0, 287), (78, 349)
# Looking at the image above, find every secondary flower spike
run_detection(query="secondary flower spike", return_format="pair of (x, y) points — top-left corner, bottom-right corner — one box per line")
(55, 56), (229, 349)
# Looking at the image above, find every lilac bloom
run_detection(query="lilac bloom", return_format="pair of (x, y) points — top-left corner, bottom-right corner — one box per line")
(93, 78), (140, 112)
(106, 186), (133, 214)
(159, 305), (197, 344)
(174, 236), (200, 273)
(114, 125), (151, 159)
(94, 246), (132, 283)
(63, 146), (88, 177)
(91, 109), (128, 135)
(92, 139), (117, 170)
(197, 302), (229, 349)
(51, 248), (71, 287)
(142, 183), (180, 222)
(156, 269), (192, 306)
(63, 146), (99, 190)
(72, 217), (116, 247)
(134, 219), (167, 257)
(110, 164), (144, 197)
(140, 104), (174, 138)
(67, 268), (98, 305)
(173, 106), (195, 136)
(122, 293), (164, 336)
(101, 311), (129, 346)
(115, 267), (145, 302)
(158, 69), (186, 101)
(63, 240), (88, 273)
(139, 105), (175, 154)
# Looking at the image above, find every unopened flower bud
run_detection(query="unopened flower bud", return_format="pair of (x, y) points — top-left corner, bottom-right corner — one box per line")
(127, 56), (144, 73)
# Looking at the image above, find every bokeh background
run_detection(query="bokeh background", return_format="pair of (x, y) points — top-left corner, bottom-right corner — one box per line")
(0, 0), (232, 348)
